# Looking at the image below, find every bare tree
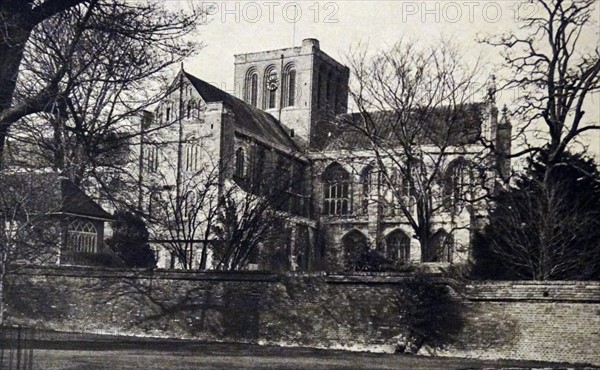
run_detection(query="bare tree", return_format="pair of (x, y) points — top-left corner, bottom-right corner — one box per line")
(147, 162), (222, 270)
(487, 0), (599, 164)
(210, 180), (292, 271)
(343, 39), (489, 262)
(0, 173), (64, 324)
(0, 0), (202, 162)
(469, 0), (600, 279)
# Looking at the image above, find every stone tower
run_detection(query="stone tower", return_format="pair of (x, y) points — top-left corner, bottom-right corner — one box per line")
(233, 38), (349, 149)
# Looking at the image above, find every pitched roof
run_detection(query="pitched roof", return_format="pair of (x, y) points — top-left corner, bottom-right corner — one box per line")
(184, 72), (298, 151)
(0, 172), (112, 220)
(312, 103), (486, 151)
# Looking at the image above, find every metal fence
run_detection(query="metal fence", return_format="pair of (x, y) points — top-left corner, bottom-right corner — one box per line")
(0, 326), (35, 370)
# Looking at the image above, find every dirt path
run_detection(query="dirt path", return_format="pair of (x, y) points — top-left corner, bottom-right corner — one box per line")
(6, 340), (582, 370)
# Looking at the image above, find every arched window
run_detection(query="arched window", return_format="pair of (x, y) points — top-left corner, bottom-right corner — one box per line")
(283, 64), (297, 107)
(379, 170), (405, 216)
(431, 230), (454, 263)
(244, 68), (259, 107)
(67, 220), (97, 253)
(385, 230), (411, 262)
(342, 229), (368, 268)
(445, 158), (470, 210)
(184, 190), (196, 218)
(235, 147), (246, 179)
(322, 163), (350, 215)
(263, 65), (278, 109)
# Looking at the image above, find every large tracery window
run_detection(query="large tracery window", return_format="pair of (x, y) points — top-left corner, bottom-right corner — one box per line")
(244, 68), (259, 107)
(67, 220), (97, 253)
(322, 163), (351, 215)
(444, 158), (470, 210)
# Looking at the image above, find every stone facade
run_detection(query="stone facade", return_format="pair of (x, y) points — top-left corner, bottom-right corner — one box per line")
(139, 39), (510, 271)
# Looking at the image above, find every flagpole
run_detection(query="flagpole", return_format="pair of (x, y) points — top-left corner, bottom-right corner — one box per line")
(292, 4), (297, 47)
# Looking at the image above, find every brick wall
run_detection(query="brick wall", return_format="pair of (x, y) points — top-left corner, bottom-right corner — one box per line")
(5, 266), (599, 365)
(435, 281), (600, 364)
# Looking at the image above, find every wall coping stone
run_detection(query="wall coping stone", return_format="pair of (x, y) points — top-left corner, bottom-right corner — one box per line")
(9, 265), (600, 301)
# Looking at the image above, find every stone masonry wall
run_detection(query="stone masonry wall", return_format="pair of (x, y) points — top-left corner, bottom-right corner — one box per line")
(5, 266), (599, 365)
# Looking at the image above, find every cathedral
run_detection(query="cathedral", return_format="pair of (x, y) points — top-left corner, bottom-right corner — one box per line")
(139, 38), (511, 271)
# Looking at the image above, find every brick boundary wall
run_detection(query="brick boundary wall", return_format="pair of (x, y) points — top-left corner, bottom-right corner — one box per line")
(4, 265), (599, 365)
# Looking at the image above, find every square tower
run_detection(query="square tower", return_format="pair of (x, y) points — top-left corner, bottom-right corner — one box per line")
(233, 38), (349, 148)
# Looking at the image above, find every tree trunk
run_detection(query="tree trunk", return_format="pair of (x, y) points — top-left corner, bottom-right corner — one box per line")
(0, 17), (34, 160)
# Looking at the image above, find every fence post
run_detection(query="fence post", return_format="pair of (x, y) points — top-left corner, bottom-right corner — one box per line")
(28, 327), (34, 370)
(0, 325), (5, 368)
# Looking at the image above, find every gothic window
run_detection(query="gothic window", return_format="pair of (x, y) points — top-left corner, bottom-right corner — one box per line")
(431, 230), (454, 263)
(184, 142), (199, 172)
(444, 158), (470, 210)
(283, 64), (297, 107)
(385, 230), (411, 262)
(166, 107), (171, 121)
(244, 68), (259, 107)
(67, 220), (97, 253)
(187, 102), (191, 119)
(322, 163), (350, 215)
(263, 65), (278, 110)
(235, 148), (246, 179)
(380, 170), (401, 216)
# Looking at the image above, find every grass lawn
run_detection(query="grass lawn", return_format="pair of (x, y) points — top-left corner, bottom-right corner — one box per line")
(2, 338), (588, 370)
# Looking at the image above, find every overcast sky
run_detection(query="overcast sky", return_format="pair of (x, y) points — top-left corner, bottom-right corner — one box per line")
(175, 0), (599, 158)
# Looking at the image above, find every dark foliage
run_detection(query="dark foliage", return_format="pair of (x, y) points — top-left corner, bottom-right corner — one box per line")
(393, 274), (465, 353)
(106, 211), (155, 268)
(472, 151), (600, 280)
(348, 250), (395, 272)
